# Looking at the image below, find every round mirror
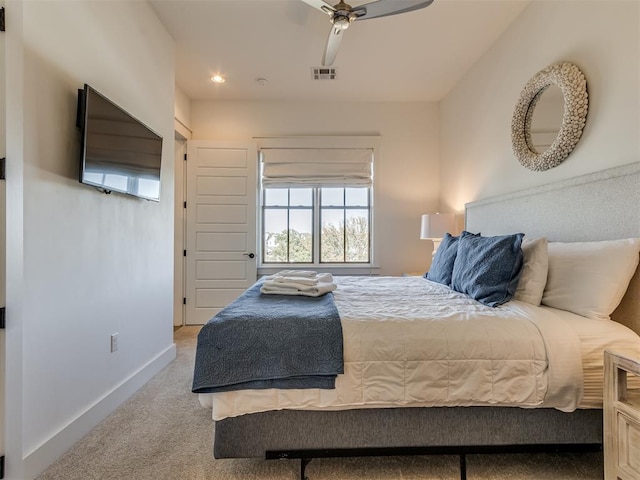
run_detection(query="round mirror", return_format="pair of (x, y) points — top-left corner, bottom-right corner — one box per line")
(511, 62), (588, 171)
(528, 85), (563, 154)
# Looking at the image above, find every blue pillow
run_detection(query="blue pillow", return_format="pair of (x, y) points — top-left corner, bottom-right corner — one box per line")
(426, 231), (478, 286)
(451, 233), (525, 307)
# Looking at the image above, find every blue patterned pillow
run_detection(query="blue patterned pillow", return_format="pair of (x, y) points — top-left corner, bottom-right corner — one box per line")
(426, 231), (478, 286)
(451, 233), (525, 307)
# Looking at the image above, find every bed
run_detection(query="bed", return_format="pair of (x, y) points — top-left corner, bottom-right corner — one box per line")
(194, 163), (640, 479)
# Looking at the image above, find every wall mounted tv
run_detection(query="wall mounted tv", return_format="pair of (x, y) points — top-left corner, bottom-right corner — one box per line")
(77, 84), (163, 201)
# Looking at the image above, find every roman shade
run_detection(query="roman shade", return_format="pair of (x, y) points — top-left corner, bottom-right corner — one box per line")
(261, 148), (373, 188)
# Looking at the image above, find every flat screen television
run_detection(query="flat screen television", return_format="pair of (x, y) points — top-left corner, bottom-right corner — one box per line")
(77, 84), (163, 201)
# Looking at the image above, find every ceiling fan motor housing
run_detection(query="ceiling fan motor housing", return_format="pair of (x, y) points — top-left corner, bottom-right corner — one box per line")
(331, 2), (355, 30)
(331, 14), (352, 29)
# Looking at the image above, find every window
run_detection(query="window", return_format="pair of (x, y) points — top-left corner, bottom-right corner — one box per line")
(263, 188), (313, 263)
(320, 188), (369, 263)
(262, 187), (371, 264)
(258, 137), (378, 270)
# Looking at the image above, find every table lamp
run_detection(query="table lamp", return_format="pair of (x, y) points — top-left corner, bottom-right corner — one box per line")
(420, 213), (456, 254)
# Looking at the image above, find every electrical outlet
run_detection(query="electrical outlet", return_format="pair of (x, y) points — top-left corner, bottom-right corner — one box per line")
(110, 333), (119, 353)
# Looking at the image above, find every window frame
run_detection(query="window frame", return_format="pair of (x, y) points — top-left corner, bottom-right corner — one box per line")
(318, 187), (371, 264)
(261, 187), (372, 265)
(256, 136), (380, 276)
(262, 188), (315, 264)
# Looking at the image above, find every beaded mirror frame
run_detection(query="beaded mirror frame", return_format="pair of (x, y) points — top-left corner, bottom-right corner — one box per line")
(511, 62), (588, 172)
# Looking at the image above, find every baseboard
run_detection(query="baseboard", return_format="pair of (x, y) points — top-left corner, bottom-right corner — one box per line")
(22, 343), (177, 479)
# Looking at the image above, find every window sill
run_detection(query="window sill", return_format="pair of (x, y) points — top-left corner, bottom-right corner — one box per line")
(258, 265), (381, 277)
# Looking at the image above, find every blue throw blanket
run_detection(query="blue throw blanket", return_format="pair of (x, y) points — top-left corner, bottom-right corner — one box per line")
(192, 281), (344, 394)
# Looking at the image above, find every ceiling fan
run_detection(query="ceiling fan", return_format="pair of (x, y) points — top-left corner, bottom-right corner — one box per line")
(301, 0), (435, 66)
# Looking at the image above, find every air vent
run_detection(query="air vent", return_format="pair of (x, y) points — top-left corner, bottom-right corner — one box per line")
(311, 67), (337, 80)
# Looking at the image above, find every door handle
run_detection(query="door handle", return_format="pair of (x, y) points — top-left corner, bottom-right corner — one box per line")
(243, 253), (255, 259)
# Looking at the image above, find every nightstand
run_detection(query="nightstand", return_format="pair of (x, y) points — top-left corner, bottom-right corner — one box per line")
(604, 350), (640, 480)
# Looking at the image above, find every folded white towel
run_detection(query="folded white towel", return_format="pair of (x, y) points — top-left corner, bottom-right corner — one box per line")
(269, 276), (319, 286)
(266, 273), (334, 286)
(260, 281), (337, 297)
(273, 270), (318, 278)
(263, 280), (315, 290)
(316, 273), (333, 283)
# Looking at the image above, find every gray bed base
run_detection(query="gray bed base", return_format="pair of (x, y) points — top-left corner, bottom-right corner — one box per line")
(215, 407), (602, 480)
(214, 406), (602, 458)
(212, 163), (640, 478)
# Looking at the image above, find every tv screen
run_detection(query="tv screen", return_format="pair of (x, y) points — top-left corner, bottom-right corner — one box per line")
(77, 84), (163, 201)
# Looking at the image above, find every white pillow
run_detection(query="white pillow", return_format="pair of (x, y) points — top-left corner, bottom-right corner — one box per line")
(541, 238), (640, 320)
(513, 237), (548, 305)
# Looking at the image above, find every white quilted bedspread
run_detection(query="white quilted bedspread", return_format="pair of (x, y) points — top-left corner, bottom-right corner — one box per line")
(200, 276), (586, 420)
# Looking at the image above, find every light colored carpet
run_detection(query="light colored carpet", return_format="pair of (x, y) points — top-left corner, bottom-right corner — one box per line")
(38, 326), (603, 480)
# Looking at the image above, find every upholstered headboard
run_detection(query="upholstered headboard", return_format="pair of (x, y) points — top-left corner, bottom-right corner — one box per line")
(465, 163), (640, 334)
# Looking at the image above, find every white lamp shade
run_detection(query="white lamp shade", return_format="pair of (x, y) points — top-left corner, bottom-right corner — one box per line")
(420, 213), (456, 239)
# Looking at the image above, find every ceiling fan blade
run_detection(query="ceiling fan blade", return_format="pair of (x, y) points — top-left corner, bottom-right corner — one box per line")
(300, 0), (336, 16)
(351, 0), (434, 21)
(322, 26), (344, 66)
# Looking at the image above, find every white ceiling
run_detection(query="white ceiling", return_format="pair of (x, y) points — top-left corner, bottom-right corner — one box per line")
(149, 0), (530, 102)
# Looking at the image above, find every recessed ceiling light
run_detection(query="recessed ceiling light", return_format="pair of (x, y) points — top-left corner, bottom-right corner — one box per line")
(210, 74), (226, 84)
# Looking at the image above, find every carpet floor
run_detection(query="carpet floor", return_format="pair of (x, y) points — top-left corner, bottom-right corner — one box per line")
(37, 326), (604, 480)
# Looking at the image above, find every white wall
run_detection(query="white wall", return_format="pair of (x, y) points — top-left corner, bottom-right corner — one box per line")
(5, 1), (176, 477)
(440, 0), (639, 212)
(190, 100), (440, 275)
(175, 85), (192, 135)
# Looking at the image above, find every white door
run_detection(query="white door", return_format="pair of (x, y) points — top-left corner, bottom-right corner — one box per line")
(185, 141), (258, 325)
